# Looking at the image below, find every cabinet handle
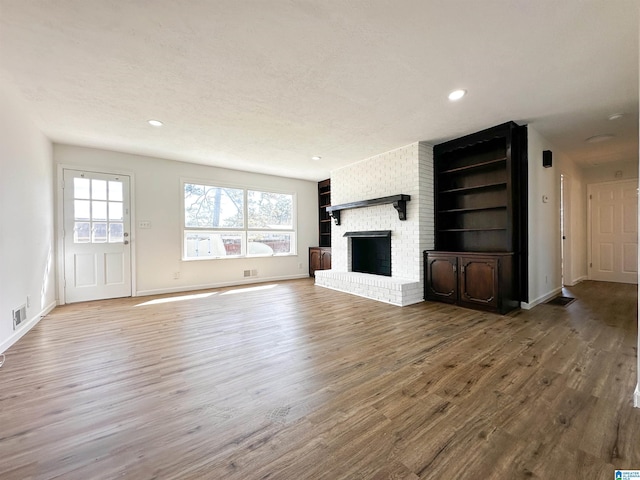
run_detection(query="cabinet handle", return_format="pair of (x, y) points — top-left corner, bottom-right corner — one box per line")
(461, 265), (465, 274)
(453, 264), (457, 273)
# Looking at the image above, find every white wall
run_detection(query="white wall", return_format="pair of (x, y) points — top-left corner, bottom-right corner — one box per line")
(54, 145), (318, 297)
(582, 160), (639, 184)
(0, 88), (56, 353)
(524, 127), (564, 307)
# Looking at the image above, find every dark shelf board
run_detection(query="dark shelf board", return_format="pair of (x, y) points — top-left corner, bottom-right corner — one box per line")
(438, 205), (507, 214)
(439, 182), (507, 194)
(439, 157), (507, 174)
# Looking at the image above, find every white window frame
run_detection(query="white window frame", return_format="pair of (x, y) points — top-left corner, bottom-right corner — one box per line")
(182, 179), (297, 260)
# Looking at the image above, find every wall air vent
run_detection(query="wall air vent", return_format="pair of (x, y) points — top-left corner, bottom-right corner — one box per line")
(13, 305), (26, 330)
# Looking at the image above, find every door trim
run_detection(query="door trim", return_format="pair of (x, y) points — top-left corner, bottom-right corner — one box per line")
(56, 164), (137, 304)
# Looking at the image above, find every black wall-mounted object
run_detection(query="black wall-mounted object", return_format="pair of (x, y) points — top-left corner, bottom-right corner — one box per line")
(543, 150), (552, 168)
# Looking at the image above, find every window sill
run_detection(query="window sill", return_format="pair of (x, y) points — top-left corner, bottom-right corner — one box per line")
(181, 253), (298, 262)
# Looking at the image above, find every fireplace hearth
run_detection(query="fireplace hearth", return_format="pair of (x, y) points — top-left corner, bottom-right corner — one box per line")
(344, 231), (391, 277)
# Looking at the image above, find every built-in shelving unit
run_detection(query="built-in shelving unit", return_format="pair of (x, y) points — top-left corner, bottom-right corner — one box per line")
(310, 179), (332, 277)
(425, 121), (528, 313)
(318, 179), (331, 247)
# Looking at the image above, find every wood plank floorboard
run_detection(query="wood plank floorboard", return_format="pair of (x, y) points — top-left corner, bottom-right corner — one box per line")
(0, 279), (638, 479)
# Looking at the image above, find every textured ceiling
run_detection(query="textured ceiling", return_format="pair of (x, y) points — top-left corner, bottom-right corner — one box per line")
(0, 0), (638, 181)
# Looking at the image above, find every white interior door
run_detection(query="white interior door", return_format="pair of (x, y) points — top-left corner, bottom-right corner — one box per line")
(589, 179), (638, 284)
(63, 169), (132, 302)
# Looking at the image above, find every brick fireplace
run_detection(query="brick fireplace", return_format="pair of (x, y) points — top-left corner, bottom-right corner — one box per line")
(314, 142), (434, 306)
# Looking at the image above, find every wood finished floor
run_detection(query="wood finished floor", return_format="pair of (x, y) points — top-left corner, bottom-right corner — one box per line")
(0, 279), (638, 479)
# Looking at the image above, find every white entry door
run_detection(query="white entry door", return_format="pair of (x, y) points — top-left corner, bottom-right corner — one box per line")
(589, 179), (638, 284)
(63, 169), (132, 302)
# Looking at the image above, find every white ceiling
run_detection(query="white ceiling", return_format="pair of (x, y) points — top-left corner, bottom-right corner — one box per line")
(1, 0), (638, 181)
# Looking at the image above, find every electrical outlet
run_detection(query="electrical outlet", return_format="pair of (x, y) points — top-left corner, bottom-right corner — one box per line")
(298, 263), (303, 269)
(173, 272), (180, 279)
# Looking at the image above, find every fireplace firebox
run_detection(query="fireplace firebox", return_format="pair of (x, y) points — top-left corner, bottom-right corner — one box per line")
(344, 231), (391, 277)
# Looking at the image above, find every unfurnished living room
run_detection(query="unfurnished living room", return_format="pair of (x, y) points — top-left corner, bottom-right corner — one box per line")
(0, 1), (639, 479)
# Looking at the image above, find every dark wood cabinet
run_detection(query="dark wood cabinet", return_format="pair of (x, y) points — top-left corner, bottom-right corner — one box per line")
(425, 251), (515, 314)
(424, 253), (458, 304)
(425, 121), (527, 313)
(309, 247), (331, 277)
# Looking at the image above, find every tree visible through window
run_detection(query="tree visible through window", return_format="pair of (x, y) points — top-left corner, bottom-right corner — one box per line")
(183, 183), (295, 259)
(184, 184), (244, 228)
(248, 191), (292, 229)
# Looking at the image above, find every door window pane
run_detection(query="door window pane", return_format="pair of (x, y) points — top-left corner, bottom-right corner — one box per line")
(109, 202), (123, 221)
(92, 201), (108, 221)
(74, 200), (91, 220)
(71, 174), (128, 244)
(92, 223), (108, 243)
(92, 179), (107, 200)
(74, 222), (91, 243)
(109, 223), (124, 242)
(109, 181), (123, 201)
(74, 178), (91, 199)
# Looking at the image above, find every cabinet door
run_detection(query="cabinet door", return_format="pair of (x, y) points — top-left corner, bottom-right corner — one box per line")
(309, 248), (321, 277)
(425, 254), (458, 303)
(320, 249), (332, 270)
(458, 256), (499, 309)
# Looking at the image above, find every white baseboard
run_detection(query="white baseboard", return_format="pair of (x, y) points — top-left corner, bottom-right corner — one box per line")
(520, 286), (563, 310)
(0, 301), (56, 354)
(135, 273), (310, 297)
(564, 275), (587, 287)
(635, 384), (640, 408)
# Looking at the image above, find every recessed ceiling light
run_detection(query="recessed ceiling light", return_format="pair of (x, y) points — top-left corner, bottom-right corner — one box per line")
(448, 89), (467, 101)
(585, 134), (615, 143)
(608, 113), (624, 121)
(148, 119), (163, 127)
(311, 155), (322, 161)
